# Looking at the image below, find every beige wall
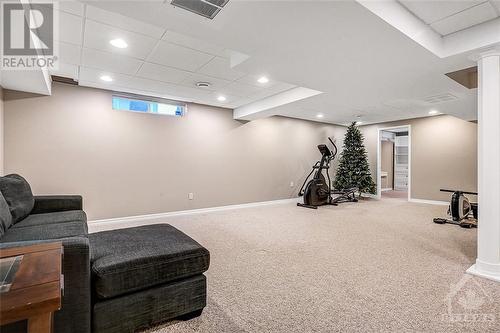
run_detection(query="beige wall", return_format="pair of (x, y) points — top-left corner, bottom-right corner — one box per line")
(380, 140), (393, 189)
(4, 83), (345, 220)
(3, 83), (478, 218)
(360, 115), (477, 202)
(0, 86), (4, 175)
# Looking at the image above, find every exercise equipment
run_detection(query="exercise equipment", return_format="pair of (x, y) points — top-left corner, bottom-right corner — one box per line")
(297, 138), (358, 209)
(433, 189), (478, 228)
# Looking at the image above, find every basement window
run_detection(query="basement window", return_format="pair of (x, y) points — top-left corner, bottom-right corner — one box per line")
(112, 94), (186, 117)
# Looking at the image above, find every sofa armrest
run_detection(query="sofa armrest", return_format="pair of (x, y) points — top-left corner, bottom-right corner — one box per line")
(0, 237), (91, 333)
(31, 195), (83, 214)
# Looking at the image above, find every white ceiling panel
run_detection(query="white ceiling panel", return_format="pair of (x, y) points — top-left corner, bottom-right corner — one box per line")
(78, 66), (123, 83)
(181, 72), (231, 92)
(197, 57), (245, 81)
(147, 41), (214, 72)
(83, 20), (158, 60)
(82, 48), (143, 75)
(399, 0), (485, 24)
(221, 81), (262, 97)
(493, 0), (500, 12)
(136, 62), (190, 84)
(58, 11), (83, 45)
(85, 5), (165, 39)
(430, 2), (497, 35)
(237, 74), (280, 88)
(58, 1), (85, 16)
(58, 42), (81, 65)
(162, 30), (227, 57)
(247, 82), (296, 100)
(118, 76), (179, 95)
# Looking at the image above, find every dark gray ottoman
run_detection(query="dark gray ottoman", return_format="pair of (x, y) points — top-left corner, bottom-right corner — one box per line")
(89, 224), (210, 333)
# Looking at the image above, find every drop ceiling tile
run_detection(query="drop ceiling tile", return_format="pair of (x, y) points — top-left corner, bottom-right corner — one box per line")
(119, 76), (179, 95)
(221, 81), (263, 97)
(247, 82), (296, 100)
(430, 2), (497, 35)
(399, 0), (485, 24)
(197, 57), (245, 81)
(85, 5), (165, 39)
(50, 63), (79, 80)
(236, 74), (280, 88)
(195, 93), (241, 107)
(147, 41), (214, 72)
(83, 20), (158, 60)
(181, 72), (231, 91)
(58, 11), (83, 45)
(492, 0), (500, 12)
(58, 42), (81, 65)
(78, 66), (128, 83)
(162, 30), (227, 57)
(136, 62), (190, 84)
(58, 1), (84, 16)
(82, 48), (142, 75)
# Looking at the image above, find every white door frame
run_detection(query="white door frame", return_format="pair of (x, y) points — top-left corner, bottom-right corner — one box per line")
(376, 125), (412, 200)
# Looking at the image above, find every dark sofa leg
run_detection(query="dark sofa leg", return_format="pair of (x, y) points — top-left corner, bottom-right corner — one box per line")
(178, 309), (204, 321)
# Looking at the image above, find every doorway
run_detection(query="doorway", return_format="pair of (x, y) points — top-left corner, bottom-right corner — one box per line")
(377, 126), (411, 201)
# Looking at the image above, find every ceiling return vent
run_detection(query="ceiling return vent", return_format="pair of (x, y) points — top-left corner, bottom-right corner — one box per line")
(170, 0), (230, 19)
(423, 92), (458, 104)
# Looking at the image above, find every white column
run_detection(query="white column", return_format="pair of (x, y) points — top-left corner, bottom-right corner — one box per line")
(467, 50), (500, 282)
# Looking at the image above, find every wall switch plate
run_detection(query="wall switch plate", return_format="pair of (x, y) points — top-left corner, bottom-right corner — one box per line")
(290, 181), (294, 187)
(188, 193), (194, 200)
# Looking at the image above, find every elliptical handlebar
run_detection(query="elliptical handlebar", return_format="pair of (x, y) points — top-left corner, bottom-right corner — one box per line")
(328, 137), (338, 161)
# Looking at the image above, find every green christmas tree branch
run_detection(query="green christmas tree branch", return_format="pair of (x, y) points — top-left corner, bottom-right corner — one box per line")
(333, 122), (376, 195)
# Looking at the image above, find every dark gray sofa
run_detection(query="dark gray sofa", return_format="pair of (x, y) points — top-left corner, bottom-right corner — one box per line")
(0, 174), (209, 333)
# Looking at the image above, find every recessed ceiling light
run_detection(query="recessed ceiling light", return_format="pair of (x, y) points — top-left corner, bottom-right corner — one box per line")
(429, 110), (439, 115)
(109, 38), (128, 49)
(257, 76), (269, 84)
(316, 114), (324, 118)
(217, 95), (226, 102)
(100, 75), (113, 82)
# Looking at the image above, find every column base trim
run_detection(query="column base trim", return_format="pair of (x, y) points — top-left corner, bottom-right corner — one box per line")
(467, 263), (500, 283)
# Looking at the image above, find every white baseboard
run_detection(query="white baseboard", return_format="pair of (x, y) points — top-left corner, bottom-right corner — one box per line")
(467, 264), (500, 283)
(408, 198), (448, 206)
(381, 188), (393, 192)
(89, 197), (300, 225)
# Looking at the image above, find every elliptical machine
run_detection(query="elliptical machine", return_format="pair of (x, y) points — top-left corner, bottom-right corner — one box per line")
(433, 189), (478, 228)
(297, 138), (358, 209)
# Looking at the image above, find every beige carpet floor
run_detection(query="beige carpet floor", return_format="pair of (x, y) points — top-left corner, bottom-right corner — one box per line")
(89, 198), (500, 332)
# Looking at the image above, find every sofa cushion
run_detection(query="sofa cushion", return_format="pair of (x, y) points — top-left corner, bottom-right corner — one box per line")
(0, 192), (13, 237)
(89, 224), (210, 299)
(12, 210), (87, 229)
(0, 174), (35, 223)
(0, 221), (88, 243)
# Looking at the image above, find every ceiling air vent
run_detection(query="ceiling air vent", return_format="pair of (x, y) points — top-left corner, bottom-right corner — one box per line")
(51, 75), (78, 85)
(423, 93), (458, 104)
(170, 0), (230, 19)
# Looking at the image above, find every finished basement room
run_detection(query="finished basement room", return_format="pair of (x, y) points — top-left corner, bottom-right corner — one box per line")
(0, 1), (499, 333)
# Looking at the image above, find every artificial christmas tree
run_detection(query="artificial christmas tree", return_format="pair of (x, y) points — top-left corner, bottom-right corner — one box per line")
(333, 122), (376, 194)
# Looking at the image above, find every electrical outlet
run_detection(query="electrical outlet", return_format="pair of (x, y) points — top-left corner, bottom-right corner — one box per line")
(290, 181), (294, 187)
(188, 193), (194, 200)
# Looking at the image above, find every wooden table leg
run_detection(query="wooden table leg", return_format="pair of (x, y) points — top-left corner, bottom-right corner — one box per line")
(28, 313), (52, 333)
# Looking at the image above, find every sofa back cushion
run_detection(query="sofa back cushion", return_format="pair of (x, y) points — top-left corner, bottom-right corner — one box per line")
(0, 192), (13, 237)
(0, 174), (35, 224)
